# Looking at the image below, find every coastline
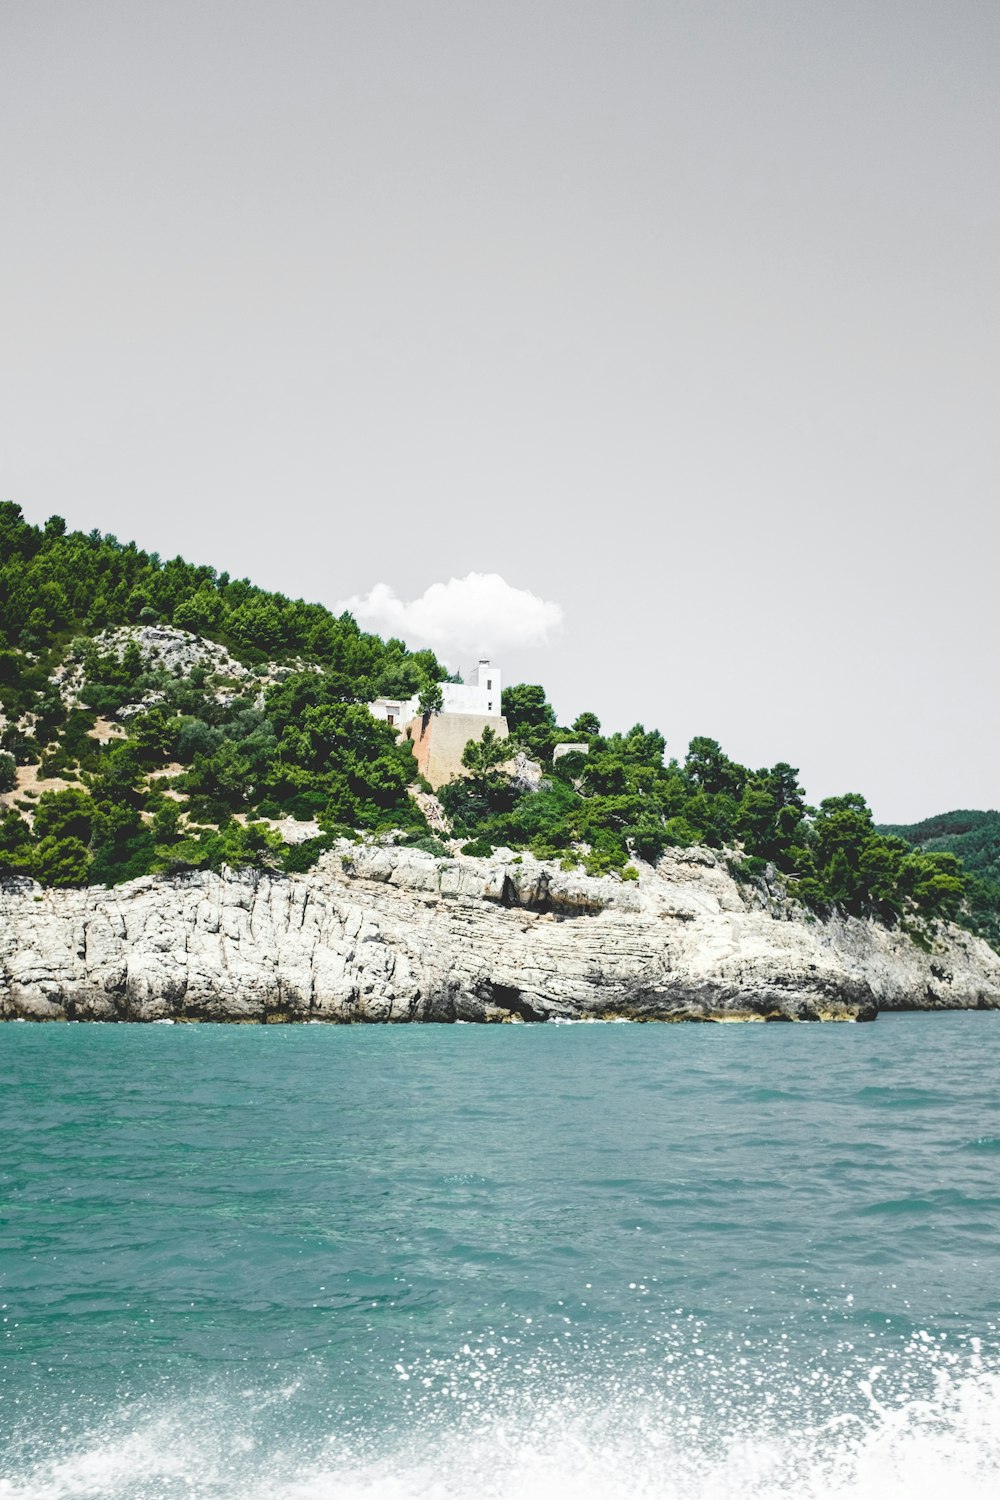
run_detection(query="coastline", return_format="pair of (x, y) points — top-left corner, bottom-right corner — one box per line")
(3, 844), (999, 1025)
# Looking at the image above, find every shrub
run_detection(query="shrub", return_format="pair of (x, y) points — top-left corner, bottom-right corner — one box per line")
(0, 751), (16, 793)
(461, 837), (496, 858)
(281, 836), (332, 873)
(400, 832), (450, 858)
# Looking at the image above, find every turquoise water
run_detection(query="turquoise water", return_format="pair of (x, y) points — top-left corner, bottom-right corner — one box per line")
(3, 1015), (1000, 1498)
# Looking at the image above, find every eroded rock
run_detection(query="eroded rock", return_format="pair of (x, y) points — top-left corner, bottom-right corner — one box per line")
(2, 847), (998, 1024)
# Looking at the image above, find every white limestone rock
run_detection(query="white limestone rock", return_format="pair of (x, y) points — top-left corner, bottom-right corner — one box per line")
(2, 847), (999, 1025)
(92, 626), (250, 681)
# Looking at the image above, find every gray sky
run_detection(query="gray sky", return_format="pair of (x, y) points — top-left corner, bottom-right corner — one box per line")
(2, 1), (998, 822)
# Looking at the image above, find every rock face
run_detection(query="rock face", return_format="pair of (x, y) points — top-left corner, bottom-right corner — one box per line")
(48, 625), (320, 716)
(2, 846), (999, 1024)
(49, 625), (251, 709)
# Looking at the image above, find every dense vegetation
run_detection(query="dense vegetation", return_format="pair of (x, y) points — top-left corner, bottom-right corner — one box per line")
(444, 700), (968, 936)
(0, 503), (988, 949)
(0, 503), (442, 882)
(879, 810), (1000, 951)
(0, 503), (445, 689)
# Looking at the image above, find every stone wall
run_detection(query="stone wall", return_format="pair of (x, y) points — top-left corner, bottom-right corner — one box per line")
(405, 711), (509, 789)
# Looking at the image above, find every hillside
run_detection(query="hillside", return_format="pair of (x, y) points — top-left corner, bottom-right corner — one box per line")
(0, 503), (982, 952)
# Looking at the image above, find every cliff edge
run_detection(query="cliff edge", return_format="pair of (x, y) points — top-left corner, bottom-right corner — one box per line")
(2, 846), (999, 1024)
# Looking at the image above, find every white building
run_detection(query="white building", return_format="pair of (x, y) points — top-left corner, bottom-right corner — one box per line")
(440, 658), (502, 717)
(368, 694), (418, 728)
(369, 658), (502, 726)
(368, 659), (508, 788)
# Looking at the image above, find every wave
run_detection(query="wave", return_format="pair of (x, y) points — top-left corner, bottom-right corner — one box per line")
(963, 1136), (1000, 1153)
(4, 1351), (999, 1500)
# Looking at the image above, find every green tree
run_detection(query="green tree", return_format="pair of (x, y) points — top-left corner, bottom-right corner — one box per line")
(88, 802), (157, 885)
(219, 819), (283, 870)
(0, 751), (16, 793)
(33, 788), (97, 845)
(461, 726), (509, 778)
(502, 683), (555, 731)
(183, 741), (254, 812)
(172, 587), (224, 633)
(0, 807), (32, 869)
(684, 737), (746, 799)
(152, 799), (182, 844)
(227, 598), (286, 654)
(32, 835), (91, 887)
(572, 711), (601, 737)
(418, 681), (444, 715)
(128, 708), (177, 762)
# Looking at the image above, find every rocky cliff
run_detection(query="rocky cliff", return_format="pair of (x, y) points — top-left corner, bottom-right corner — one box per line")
(2, 845), (999, 1024)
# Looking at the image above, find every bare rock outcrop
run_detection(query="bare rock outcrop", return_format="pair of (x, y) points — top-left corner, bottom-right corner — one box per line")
(2, 846), (999, 1024)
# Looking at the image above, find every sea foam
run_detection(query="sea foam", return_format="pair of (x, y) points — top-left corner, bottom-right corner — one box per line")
(3, 1357), (999, 1500)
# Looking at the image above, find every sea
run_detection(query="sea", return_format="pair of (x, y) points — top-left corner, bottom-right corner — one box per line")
(2, 1015), (1000, 1499)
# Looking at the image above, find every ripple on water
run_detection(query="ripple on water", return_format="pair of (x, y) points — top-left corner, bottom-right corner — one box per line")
(3, 1015), (1000, 1495)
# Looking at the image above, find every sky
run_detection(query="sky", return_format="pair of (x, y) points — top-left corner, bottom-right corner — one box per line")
(1, 1), (998, 822)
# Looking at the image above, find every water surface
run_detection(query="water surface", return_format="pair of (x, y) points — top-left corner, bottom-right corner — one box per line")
(3, 1015), (1000, 1497)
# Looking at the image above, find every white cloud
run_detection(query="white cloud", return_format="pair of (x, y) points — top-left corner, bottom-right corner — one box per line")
(337, 572), (564, 657)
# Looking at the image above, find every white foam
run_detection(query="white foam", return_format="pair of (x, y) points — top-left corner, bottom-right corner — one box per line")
(3, 1366), (999, 1500)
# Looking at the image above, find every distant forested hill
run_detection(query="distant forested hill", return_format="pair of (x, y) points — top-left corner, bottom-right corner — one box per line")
(878, 810), (1000, 882)
(878, 810), (1000, 950)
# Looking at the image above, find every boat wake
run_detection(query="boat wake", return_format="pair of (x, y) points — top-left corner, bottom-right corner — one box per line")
(4, 1350), (999, 1500)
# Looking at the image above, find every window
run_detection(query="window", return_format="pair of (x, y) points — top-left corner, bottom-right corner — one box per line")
(488, 701), (493, 711)
(486, 679), (492, 690)
(387, 714), (394, 726)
